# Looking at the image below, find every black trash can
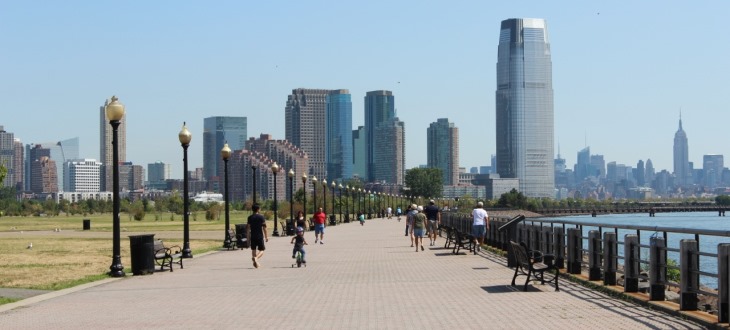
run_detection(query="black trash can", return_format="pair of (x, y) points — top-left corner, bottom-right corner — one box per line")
(329, 215), (337, 226)
(235, 224), (248, 248)
(129, 234), (155, 275)
(286, 219), (295, 236)
(83, 219), (91, 230)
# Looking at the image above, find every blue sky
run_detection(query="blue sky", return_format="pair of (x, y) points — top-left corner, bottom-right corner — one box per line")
(2, 1), (728, 179)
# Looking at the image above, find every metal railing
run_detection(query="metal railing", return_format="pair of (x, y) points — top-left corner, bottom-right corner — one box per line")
(441, 212), (730, 323)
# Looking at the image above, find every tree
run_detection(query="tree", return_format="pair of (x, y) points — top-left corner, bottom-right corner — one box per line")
(0, 162), (7, 185)
(497, 189), (528, 209)
(716, 195), (730, 206)
(403, 168), (443, 199)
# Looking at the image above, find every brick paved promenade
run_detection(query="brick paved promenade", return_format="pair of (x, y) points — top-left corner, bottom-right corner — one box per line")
(0, 217), (702, 329)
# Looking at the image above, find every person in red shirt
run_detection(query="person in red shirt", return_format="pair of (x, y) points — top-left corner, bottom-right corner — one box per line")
(312, 207), (327, 244)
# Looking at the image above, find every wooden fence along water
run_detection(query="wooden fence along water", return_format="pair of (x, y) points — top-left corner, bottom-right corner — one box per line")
(441, 211), (730, 324)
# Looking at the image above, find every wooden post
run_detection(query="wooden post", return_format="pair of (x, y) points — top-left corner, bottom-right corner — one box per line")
(649, 236), (666, 301)
(717, 244), (730, 323)
(680, 239), (699, 311)
(603, 232), (617, 285)
(624, 235), (639, 292)
(567, 228), (582, 274)
(588, 230), (602, 281)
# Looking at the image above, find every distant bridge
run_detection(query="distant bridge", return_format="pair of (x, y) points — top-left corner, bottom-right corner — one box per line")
(535, 205), (730, 217)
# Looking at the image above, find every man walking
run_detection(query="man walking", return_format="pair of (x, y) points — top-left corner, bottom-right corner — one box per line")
(471, 201), (489, 253)
(424, 200), (441, 246)
(246, 204), (268, 268)
(313, 207), (327, 244)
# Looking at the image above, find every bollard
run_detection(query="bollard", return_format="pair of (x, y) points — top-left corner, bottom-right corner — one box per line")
(624, 235), (640, 292)
(649, 236), (666, 301)
(588, 230), (602, 281)
(680, 239), (699, 311)
(540, 226), (552, 256)
(553, 227), (565, 269)
(718, 244), (730, 322)
(567, 228), (582, 274)
(603, 232), (617, 285)
(83, 219), (91, 230)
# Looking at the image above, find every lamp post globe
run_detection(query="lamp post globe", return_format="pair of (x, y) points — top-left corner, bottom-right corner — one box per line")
(221, 142), (231, 248)
(178, 122), (193, 258)
(271, 162), (280, 236)
(302, 173), (308, 217)
(288, 169), (295, 235)
(106, 96), (125, 277)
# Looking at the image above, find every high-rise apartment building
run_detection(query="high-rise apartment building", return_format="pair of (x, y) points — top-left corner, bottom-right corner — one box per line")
(203, 116), (247, 183)
(495, 18), (555, 198)
(0, 126), (16, 188)
(326, 89), (353, 181)
(373, 119), (405, 185)
(148, 161), (171, 183)
(285, 88), (329, 181)
(13, 138), (23, 190)
(120, 162), (145, 191)
(365, 90), (396, 182)
(673, 115), (690, 188)
(25, 138), (79, 192)
(427, 118), (459, 185)
(64, 159), (102, 192)
(100, 98), (126, 191)
(246, 134), (309, 201)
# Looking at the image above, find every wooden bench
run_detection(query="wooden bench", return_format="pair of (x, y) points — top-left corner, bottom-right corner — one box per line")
(154, 240), (184, 272)
(509, 241), (559, 291)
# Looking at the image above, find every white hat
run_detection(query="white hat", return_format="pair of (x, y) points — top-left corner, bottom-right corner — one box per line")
(417, 205), (423, 212)
(477, 201), (484, 207)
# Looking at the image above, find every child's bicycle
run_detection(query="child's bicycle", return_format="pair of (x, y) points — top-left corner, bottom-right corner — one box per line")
(292, 250), (306, 268)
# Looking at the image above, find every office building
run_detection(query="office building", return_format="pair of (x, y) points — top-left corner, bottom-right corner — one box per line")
(13, 138), (23, 190)
(326, 89), (353, 181)
(495, 18), (555, 198)
(285, 88), (329, 180)
(31, 156), (57, 194)
(119, 162), (145, 192)
(148, 162), (171, 183)
(373, 119), (405, 185)
(100, 98), (126, 191)
(203, 116), (247, 184)
(427, 118), (459, 185)
(703, 154), (724, 189)
(0, 126), (16, 188)
(25, 138), (79, 192)
(64, 159), (102, 192)
(673, 115), (690, 188)
(365, 90), (395, 182)
(352, 126), (367, 180)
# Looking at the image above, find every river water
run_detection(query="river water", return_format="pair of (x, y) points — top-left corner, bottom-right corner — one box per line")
(546, 212), (730, 289)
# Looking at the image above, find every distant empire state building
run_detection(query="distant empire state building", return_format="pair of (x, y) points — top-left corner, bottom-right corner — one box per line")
(495, 18), (555, 198)
(673, 114), (690, 187)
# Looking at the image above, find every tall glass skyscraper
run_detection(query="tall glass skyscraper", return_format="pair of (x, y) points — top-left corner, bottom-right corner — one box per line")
(203, 116), (247, 182)
(364, 90), (395, 182)
(495, 18), (555, 198)
(326, 90), (353, 180)
(285, 88), (329, 180)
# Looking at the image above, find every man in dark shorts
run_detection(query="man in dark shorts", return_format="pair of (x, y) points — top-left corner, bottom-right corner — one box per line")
(424, 200), (441, 246)
(246, 204), (268, 268)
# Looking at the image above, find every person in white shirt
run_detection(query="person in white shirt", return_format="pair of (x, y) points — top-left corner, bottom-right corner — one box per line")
(471, 201), (489, 252)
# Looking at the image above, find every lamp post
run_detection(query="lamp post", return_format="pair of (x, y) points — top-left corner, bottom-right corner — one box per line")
(288, 169), (295, 234)
(271, 162), (280, 237)
(358, 188), (363, 215)
(178, 122), (193, 258)
(345, 185), (350, 222)
(106, 96), (125, 277)
(331, 181), (336, 224)
(322, 179), (327, 216)
(302, 173), (308, 217)
(312, 176), (318, 212)
(366, 190), (371, 219)
(338, 183), (343, 223)
(221, 142), (231, 248)
(251, 165), (257, 205)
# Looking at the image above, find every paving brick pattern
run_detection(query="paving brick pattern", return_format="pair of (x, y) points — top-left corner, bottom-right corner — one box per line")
(0, 218), (702, 329)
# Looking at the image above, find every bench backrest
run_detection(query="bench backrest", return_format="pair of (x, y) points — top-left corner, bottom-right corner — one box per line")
(510, 241), (531, 268)
(228, 229), (236, 238)
(154, 240), (166, 256)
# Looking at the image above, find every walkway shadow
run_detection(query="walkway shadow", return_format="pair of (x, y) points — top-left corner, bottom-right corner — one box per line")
(482, 285), (540, 293)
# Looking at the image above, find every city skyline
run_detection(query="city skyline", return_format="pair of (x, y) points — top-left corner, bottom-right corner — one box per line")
(1, 2), (729, 178)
